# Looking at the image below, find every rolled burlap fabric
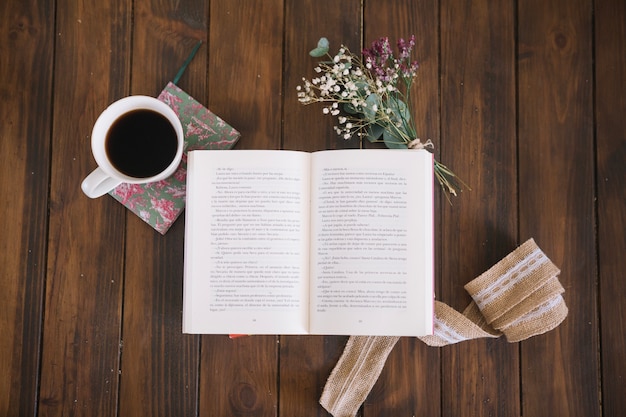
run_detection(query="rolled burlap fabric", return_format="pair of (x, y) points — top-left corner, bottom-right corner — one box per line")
(320, 238), (568, 417)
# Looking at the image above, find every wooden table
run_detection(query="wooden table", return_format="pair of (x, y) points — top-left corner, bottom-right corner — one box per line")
(1, 0), (624, 416)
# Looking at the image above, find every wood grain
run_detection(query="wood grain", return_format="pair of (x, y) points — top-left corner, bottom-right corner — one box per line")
(0, 0), (53, 416)
(116, 1), (207, 415)
(518, 0), (599, 416)
(596, 0), (626, 415)
(200, 1), (284, 416)
(362, 1), (442, 416)
(283, 0), (362, 152)
(206, 0), (285, 151)
(0, 0), (621, 415)
(280, 1), (361, 416)
(440, 0), (519, 416)
(38, 1), (130, 416)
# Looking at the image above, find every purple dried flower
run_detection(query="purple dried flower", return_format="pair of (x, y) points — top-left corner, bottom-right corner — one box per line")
(397, 35), (416, 59)
(397, 36), (419, 77)
(363, 36), (419, 82)
(362, 37), (397, 82)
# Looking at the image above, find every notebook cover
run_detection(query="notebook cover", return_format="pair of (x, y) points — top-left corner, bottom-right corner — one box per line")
(109, 82), (240, 234)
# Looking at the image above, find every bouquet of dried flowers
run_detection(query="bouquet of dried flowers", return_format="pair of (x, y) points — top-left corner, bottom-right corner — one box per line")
(297, 36), (466, 198)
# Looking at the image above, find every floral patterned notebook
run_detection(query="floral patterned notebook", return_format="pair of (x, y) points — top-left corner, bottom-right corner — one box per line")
(109, 82), (240, 234)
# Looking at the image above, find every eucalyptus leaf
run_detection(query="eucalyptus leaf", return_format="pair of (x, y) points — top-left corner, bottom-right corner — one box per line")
(383, 129), (409, 149)
(309, 47), (328, 57)
(317, 37), (329, 49)
(343, 103), (359, 114)
(355, 80), (369, 94)
(363, 93), (381, 122)
(309, 37), (330, 57)
(386, 98), (410, 123)
(365, 123), (385, 143)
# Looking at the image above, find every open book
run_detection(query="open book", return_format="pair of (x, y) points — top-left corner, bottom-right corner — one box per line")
(183, 149), (434, 336)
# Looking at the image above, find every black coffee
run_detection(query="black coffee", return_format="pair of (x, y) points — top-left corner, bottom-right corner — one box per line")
(105, 109), (178, 178)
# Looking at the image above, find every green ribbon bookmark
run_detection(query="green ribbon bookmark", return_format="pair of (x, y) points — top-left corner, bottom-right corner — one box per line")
(172, 40), (203, 85)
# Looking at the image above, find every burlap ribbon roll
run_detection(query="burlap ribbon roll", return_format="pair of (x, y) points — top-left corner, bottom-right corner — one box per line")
(320, 239), (568, 417)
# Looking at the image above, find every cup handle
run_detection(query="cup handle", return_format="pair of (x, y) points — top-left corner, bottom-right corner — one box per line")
(81, 167), (123, 198)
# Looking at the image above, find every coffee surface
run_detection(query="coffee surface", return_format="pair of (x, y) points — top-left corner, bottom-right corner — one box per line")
(105, 109), (178, 178)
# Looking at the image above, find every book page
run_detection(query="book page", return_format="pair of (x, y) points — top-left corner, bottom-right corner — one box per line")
(183, 150), (311, 334)
(309, 149), (434, 336)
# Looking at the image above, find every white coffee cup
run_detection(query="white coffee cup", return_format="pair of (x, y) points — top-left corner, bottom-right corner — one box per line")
(81, 95), (184, 198)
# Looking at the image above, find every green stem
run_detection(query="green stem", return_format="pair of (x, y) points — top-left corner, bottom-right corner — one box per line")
(172, 40), (203, 85)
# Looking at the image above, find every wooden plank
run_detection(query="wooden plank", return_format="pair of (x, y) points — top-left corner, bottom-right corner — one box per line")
(283, 0), (362, 152)
(439, 0), (519, 416)
(38, 0), (130, 416)
(201, 336), (278, 416)
(362, 1), (442, 416)
(517, 0), (599, 415)
(205, 0), (284, 151)
(596, 1), (626, 414)
(281, 1), (361, 415)
(116, 1), (207, 415)
(199, 1), (284, 416)
(0, 0), (53, 416)
(120, 222), (199, 416)
(278, 335), (348, 417)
